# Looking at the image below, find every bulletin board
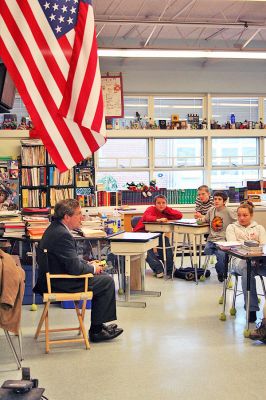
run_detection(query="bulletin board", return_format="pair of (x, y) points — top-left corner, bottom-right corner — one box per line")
(101, 74), (124, 118)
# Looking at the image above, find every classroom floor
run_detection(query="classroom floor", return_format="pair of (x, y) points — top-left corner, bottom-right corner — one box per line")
(1, 261), (266, 400)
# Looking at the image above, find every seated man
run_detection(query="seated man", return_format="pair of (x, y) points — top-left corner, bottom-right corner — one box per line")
(133, 194), (183, 277)
(33, 199), (123, 343)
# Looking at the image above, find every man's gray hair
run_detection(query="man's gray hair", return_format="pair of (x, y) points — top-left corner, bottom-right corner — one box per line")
(54, 199), (80, 220)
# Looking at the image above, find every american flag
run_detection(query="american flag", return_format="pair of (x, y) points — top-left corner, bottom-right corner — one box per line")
(0, 0), (106, 172)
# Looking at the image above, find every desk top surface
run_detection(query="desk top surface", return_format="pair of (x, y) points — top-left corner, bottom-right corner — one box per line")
(109, 232), (160, 242)
(144, 219), (209, 228)
(219, 244), (266, 259)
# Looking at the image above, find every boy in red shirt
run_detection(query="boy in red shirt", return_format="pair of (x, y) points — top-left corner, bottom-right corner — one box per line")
(134, 195), (183, 277)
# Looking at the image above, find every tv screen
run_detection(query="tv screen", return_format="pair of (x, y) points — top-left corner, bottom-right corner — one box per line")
(0, 63), (16, 112)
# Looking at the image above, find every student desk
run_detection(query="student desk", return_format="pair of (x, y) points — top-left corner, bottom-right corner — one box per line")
(218, 244), (266, 337)
(109, 232), (161, 308)
(144, 220), (209, 283)
(171, 220), (209, 284)
(143, 222), (174, 277)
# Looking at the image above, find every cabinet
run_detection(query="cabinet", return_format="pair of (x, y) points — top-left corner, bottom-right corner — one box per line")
(19, 140), (95, 208)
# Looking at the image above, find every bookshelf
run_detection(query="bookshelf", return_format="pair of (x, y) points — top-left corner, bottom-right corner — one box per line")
(19, 140), (95, 208)
(20, 140), (48, 208)
(75, 158), (95, 207)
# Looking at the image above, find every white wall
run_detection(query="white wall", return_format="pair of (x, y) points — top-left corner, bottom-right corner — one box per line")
(99, 58), (266, 94)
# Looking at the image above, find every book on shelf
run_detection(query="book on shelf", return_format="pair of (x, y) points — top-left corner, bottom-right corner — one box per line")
(1, 220), (25, 238)
(49, 166), (73, 186)
(49, 188), (74, 207)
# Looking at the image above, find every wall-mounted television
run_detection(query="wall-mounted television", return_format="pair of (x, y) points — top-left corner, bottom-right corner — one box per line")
(0, 63), (16, 113)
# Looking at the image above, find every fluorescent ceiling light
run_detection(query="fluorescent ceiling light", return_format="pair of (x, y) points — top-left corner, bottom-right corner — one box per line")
(98, 49), (266, 60)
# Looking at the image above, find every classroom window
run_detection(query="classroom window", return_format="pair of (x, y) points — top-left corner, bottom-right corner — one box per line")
(119, 96), (149, 129)
(154, 97), (203, 122)
(154, 138), (203, 167)
(211, 97), (259, 125)
(211, 169), (259, 189)
(0, 93), (29, 125)
(212, 138), (259, 166)
(97, 139), (149, 168)
(96, 171), (150, 191)
(153, 170), (204, 189)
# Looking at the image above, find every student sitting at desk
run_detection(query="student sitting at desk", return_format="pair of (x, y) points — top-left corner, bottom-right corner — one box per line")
(198, 191), (236, 282)
(133, 195), (183, 277)
(194, 185), (213, 219)
(226, 201), (266, 323)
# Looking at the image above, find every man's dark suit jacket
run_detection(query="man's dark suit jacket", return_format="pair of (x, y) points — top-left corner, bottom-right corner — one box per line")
(33, 220), (94, 295)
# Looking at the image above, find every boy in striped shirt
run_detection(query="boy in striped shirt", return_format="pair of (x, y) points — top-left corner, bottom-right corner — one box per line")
(194, 185), (213, 218)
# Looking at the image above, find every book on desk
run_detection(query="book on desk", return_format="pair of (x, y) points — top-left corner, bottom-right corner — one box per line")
(217, 241), (264, 256)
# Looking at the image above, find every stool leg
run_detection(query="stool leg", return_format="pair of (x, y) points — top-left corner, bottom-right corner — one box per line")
(74, 302), (90, 350)
(35, 303), (48, 339)
(4, 330), (21, 370)
(18, 330), (23, 361)
(45, 303), (50, 354)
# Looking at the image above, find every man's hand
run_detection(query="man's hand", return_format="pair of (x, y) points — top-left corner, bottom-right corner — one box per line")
(95, 265), (104, 274)
(90, 260), (105, 274)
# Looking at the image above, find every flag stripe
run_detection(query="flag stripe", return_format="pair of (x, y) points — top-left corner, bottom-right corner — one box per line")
(0, 34), (68, 171)
(1, 3), (85, 165)
(0, 0), (106, 172)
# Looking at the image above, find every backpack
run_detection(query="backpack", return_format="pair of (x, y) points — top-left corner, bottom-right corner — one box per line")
(174, 267), (210, 281)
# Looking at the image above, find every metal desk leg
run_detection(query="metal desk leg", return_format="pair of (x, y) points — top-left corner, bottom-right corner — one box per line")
(244, 259), (252, 337)
(198, 234), (202, 268)
(162, 233), (167, 277)
(117, 255), (146, 308)
(97, 239), (101, 260)
(220, 253), (229, 321)
(172, 233), (179, 278)
(192, 234), (198, 285)
(32, 242), (37, 306)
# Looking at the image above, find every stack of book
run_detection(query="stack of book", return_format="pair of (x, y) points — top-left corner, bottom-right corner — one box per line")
(22, 208), (50, 239)
(240, 240), (263, 255)
(1, 220), (25, 238)
(24, 216), (50, 239)
(77, 219), (106, 238)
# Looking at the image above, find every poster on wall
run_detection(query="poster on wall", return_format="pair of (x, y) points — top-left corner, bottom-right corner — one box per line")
(101, 74), (124, 118)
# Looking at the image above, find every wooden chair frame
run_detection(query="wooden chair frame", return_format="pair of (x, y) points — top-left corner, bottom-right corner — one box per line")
(34, 272), (93, 353)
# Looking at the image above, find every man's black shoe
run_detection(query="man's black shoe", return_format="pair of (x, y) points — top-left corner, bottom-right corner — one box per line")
(102, 323), (118, 332)
(218, 273), (224, 282)
(89, 328), (123, 343)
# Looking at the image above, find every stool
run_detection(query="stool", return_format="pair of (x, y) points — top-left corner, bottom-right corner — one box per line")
(34, 272), (93, 353)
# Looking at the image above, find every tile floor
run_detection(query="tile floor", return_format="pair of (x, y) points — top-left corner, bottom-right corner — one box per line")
(1, 263), (265, 400)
